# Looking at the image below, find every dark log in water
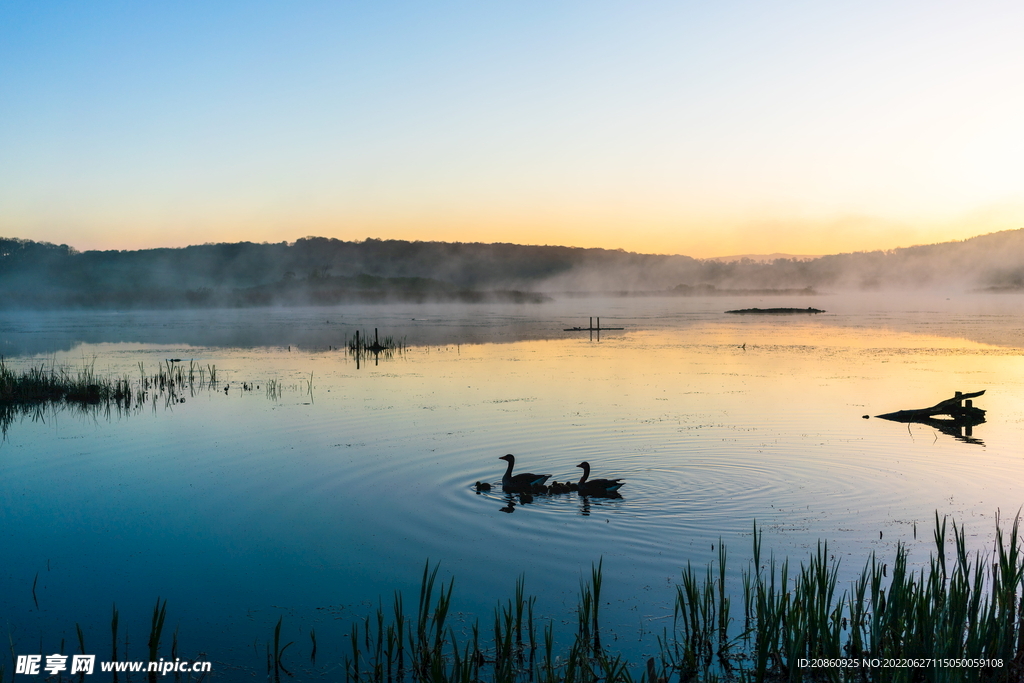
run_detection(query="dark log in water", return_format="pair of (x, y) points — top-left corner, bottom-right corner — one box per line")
(725, 307), (825, 314)
(876, 390), (986, 445)
(877, 390), (985, 422)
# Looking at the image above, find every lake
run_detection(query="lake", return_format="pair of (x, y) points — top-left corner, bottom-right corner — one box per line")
(2, 293), (1023, 677)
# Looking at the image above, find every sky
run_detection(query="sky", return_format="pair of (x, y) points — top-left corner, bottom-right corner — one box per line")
(2, 1), (1023, 258)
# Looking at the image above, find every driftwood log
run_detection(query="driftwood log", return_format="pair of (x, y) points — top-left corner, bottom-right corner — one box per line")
(876, 390), (985, 422)
(876, 390), (986, 445)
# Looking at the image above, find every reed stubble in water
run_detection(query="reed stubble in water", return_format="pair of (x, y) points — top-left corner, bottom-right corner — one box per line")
(334, 516), (1024, 682)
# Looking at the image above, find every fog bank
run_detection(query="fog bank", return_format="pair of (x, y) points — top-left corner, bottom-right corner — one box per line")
(3, 230), (1024, 310)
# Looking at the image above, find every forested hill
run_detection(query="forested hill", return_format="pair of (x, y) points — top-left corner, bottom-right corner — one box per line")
(2, 230), (1024, 309)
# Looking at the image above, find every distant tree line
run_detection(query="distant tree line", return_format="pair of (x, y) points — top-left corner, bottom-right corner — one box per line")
(2, 230), (1024, 309)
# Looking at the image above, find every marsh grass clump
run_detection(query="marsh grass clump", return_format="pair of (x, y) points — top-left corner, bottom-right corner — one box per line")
(345, 560), (660, 683)
(336, 516), (1024, 683)
(0, 356), (129, 404)
(340, 560), (631, 683)
(660, 514), (1024, 682)
(0, 356), (323, 438)
(0, 357), (226, 438)
(347, 329), (407, 354)
(346, 329), (408, 368)
(1, 357), (135, 437)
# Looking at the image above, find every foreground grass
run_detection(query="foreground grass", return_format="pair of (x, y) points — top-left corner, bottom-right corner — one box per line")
(11, 518), (1024, 681)
(338, 516), (1024, 683)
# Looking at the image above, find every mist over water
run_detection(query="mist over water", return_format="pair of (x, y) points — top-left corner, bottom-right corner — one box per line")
(3, 291), (1023, 356)
(2, 292), (1024, 674)
(7, 230), (1024, 314)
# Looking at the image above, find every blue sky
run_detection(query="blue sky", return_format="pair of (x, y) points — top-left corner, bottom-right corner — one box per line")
(2, 1), (1023, 256)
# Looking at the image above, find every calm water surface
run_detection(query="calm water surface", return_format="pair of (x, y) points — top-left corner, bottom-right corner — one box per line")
(2, 294), (1024, 675)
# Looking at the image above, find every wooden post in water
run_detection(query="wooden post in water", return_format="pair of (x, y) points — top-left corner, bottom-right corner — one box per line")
(590, 317), (593, 330)
(375, 328), (379, 346)
(954, 392), (972, 439)
(597, 317), (600, 330)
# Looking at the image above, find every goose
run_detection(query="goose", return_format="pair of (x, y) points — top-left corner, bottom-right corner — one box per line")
(576, 461), (624, 494)
(498, 454), (551, 491)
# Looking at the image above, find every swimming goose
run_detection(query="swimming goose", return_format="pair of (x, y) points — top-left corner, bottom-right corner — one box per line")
(499, 454), (551, 491)
(576, 461), (624, 494)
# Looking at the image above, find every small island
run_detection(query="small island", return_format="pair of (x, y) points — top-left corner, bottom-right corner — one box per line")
(725, 307), (825, 314)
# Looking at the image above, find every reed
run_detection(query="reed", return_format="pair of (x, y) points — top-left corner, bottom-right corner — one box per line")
(147, 598), (166, 683)
(272, 616), (294, 682)
(0, 357), (227, 409)
(1, 359), (140, 431)
(0, 357), (121, 404)
(13, 599), (216, 683)
(0, 356), (287, 437)
(346, 329), (408, 369)
(13, 516), (1024, 682)
(336, 516), (1024, 682)
(266, 378), (280, 400)
(340, 560), (629, 683)
(657, 515), (1024, 682)
(111, 603), (119, 682)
